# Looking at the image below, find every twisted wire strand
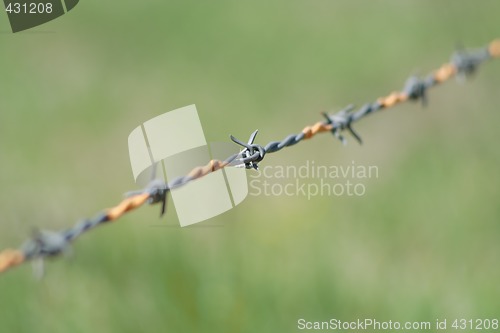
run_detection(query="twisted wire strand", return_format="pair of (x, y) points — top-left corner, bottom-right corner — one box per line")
(0, 39), (499, 275)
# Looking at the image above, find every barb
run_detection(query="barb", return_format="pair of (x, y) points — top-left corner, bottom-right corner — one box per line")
(231, 130), (266, 170)
(1, 39), (499, 276)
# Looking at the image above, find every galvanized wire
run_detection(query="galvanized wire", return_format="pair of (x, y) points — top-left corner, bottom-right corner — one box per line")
(1, 39), (499, 276)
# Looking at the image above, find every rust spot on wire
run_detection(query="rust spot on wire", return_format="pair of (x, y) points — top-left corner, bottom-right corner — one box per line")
(187, 159), (229, 180)
(434, 63), (457, 83)
(377, 92), (409, 108)
(302, 122), (333, 139)
(489, 39), (500, 58)
(107, 193), (150, 221)
(0, 249), (25, 273)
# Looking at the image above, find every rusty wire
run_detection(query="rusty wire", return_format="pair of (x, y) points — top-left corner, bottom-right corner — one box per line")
(1, 39), (499, 276)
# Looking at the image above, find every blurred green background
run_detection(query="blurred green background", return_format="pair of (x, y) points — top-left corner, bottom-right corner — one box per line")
(1, 1), (500, 332)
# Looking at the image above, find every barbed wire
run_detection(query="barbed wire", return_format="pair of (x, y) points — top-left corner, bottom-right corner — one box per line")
(1, 39), (499, 276)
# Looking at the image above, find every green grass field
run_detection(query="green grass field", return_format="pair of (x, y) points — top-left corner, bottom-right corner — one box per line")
(1, 1), (500, 332)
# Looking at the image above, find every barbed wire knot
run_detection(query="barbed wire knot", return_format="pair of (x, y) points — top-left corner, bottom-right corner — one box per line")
(323, 105), (363, 145)
(231, 130), (266, 170)
(452, 46), (490, 80)
(147, 179), (169, 217)
(20, 229), (71, 278)
(403, 76), (428, 106)
(21, 229), (70, 259)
